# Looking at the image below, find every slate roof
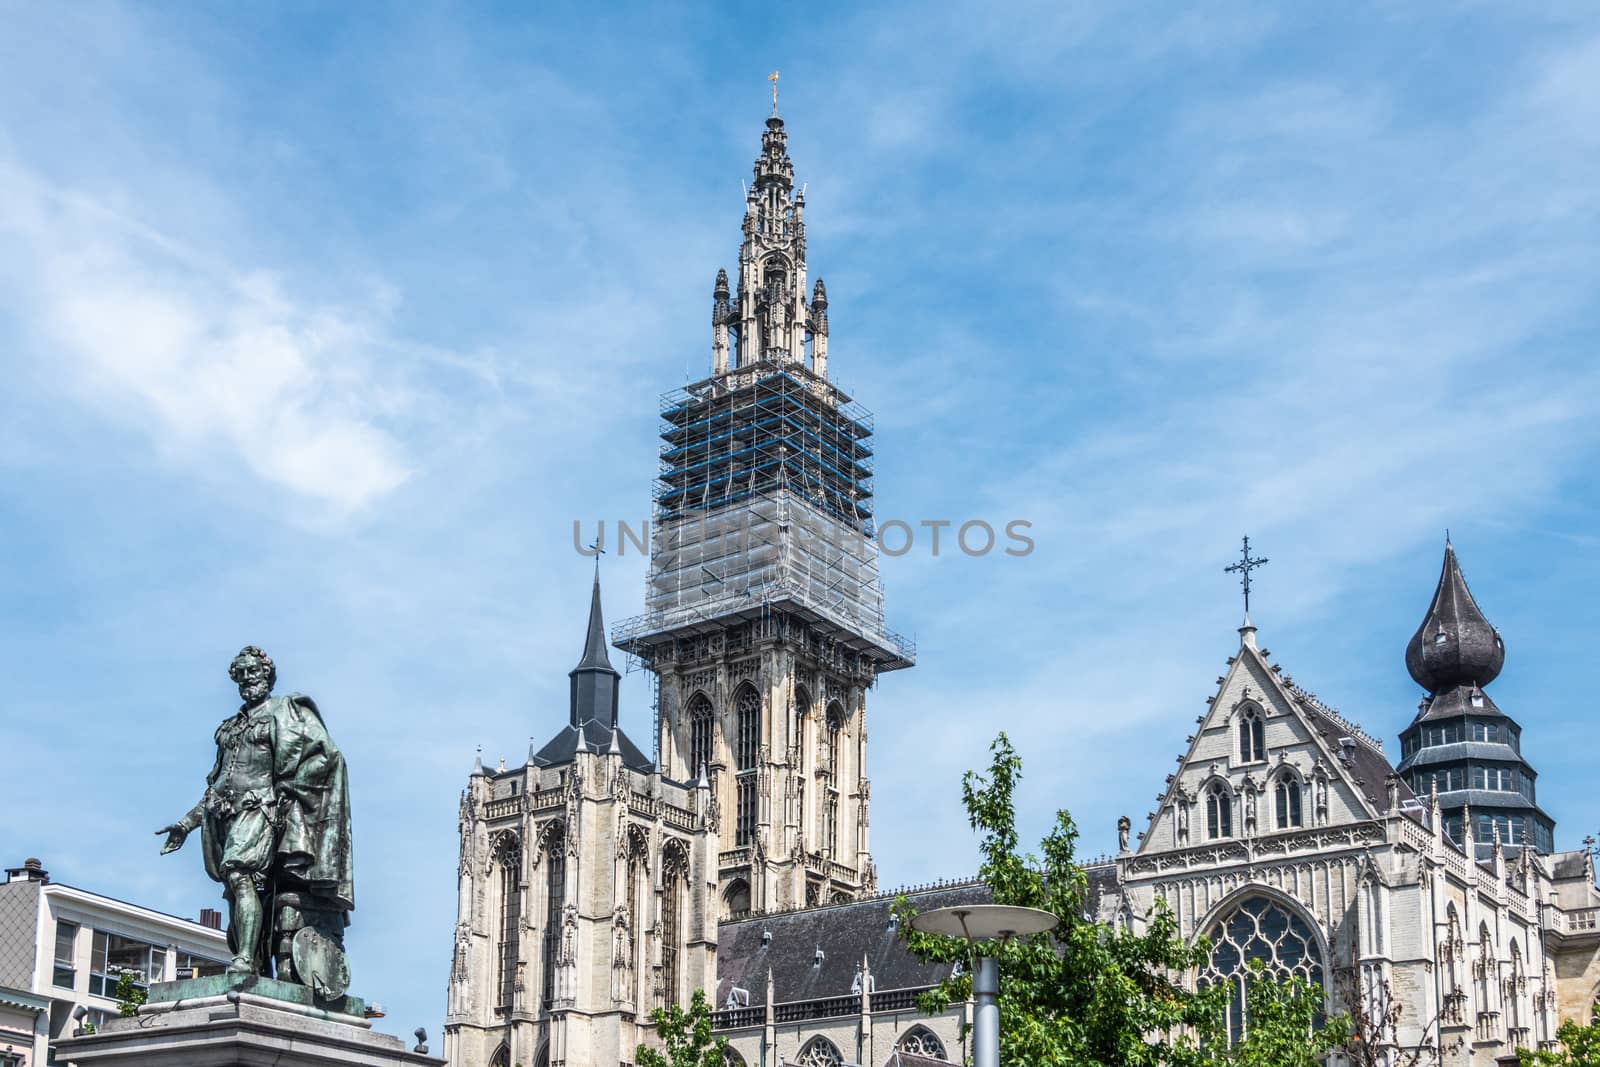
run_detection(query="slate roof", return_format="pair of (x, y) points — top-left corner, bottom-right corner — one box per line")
(1551, 851), (1591, 881)
(531, 720), (653, 774)
(1298, 703), (1416, 817)
(715, 866), (1123, 1007)
(716, 882), (990, 1006)
(1410, 682), (1513, 725)
(1405, 541), (1505, 691)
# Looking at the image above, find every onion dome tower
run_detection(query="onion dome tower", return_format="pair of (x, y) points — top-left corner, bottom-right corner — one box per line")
(1396, 540), (1554, 856)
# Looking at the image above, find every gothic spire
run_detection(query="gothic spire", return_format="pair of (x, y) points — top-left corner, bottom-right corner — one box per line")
(570, 570), (620, 727)
(1404, 539), (1504, 692)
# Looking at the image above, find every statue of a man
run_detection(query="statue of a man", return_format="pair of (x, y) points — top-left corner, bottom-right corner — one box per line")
(157, 647), (354, 989)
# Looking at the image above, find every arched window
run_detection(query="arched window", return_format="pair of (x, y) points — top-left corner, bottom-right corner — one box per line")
(795, 1036), (843, 1067)
(1476, 922), (1496, 1023)
(687, 694), (714, 782)
(1274, 775), (1303, 829)
(1198, 895), (1325, 1045)
(660, 841), (690, 1008)
(490, 1044), (510, 1067)
(823, 703), (844, 856)
(735, 687), (761, 847)
(1207, 783), (1233, 839)
(723, 878), (751, 920)
(540, 823), (565, 1008)
(794, 688), (811, 843)
(1238, 707), (1265, 763)
(492, 832), (521, 1010)
(533, 1044), (549, 1067)
(897, 1026), (948, 1059)
(723, 1049), (748, 1067)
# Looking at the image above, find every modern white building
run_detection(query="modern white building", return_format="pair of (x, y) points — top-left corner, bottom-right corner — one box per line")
(0, 858), (229, 1067)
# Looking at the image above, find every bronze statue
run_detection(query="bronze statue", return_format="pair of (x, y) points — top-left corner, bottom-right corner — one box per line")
(157, 647), (354, 995)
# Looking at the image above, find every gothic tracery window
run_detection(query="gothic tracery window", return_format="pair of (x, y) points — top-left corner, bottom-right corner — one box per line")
(735, 686), (760, 847)
(1274, 775), (1303, 829)
(541, 823), (565, 1008)
(1198, 896), (1325, 1045)
(1206, 783), (1233, 839)
(660, 841), (690, 1009)
(688, 694), (714, 782)
(490, 1044), (510, 1067)
(1238, 707), (1265, 763)
(492, 832), (522, 1010)
(897, 1026), (948, 1059)
(795, 1036), (843, 1067)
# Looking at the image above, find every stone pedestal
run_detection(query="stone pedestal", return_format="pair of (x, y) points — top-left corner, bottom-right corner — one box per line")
(56, 979), (444, 1067)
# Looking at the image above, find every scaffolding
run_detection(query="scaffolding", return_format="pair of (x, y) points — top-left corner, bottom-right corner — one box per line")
(614, 362), (913, 673)
(656, 361), (874, 534)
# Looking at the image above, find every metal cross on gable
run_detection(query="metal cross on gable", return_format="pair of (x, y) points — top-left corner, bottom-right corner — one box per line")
(1224, 535), (1269, 615)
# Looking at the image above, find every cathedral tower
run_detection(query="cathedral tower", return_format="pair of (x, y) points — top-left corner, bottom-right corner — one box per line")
(445, 577), (718, 1067)
(1396, 540), (1556, 855)
(615, 107), (914, 918)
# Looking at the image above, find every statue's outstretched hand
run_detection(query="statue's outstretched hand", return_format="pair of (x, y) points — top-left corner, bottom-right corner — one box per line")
(156, 824), (189, 855)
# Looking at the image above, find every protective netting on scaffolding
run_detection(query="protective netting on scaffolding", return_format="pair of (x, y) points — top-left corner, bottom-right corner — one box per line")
(634, 491), (886, 642)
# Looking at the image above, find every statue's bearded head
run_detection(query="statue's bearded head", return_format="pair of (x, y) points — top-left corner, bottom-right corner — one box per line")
(229, 646), (276, 707)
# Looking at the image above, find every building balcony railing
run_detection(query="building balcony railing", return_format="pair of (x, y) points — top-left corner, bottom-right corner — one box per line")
(712, 986), (935, 1031)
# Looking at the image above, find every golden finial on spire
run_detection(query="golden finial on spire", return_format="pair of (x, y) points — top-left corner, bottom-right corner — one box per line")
(768, 70), (780, 115)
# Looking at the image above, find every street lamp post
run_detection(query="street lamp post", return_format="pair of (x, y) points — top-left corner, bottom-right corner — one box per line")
(908, 904), (1058, 1067)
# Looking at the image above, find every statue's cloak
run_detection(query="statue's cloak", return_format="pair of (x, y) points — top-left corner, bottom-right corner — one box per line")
(199, 693), (355, 912)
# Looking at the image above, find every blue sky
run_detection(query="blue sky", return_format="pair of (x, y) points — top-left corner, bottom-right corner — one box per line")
(4, 0), (1599, 1043)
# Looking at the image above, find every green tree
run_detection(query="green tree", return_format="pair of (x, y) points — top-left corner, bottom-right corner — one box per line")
(894, 733), (1229, 1066)
(636, 988), (729, 1067)
(1519, 1004), (1600, 1067)
(113, 969), (148, 1018)
(1210, 960), (1349, 1067)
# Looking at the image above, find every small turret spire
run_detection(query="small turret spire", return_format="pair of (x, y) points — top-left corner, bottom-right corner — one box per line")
(570, 570), (621, 728)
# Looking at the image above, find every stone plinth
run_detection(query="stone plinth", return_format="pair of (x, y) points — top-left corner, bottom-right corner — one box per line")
(56, 987), (443, 1067)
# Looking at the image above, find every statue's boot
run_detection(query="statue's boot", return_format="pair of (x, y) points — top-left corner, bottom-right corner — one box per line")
(225, 871), (261, 977)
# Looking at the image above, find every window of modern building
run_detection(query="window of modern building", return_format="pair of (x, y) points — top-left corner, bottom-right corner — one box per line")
(173, 951), (226, 980)
(53, 920), (78, 988)
(89, 931), (165, 997)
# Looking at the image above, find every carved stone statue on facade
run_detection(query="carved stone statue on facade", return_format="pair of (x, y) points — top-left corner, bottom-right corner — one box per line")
(157, 647), (354, 995)
(1117, 815), (1131, 852)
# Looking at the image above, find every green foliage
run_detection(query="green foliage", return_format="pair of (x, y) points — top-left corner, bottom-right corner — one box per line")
(636, 988), (729, 1067)
(1208, 960), (1349, 1067)
(1519, 1004), (1600, 1067)
(893, 733), (1231, 1066)
(114, 969), (148, 1018)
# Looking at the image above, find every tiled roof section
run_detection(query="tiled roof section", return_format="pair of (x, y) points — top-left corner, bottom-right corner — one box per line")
(1300, 703), (1416, 818)
(1411, 683), (1510, 724)
(0, 880), (40, 989)
(1551, 851), (1592, 882)
(531, 721), (653, 774)
(715, 865), (1124, 1007)
(886, 1053), (948, 1067)
(716, 882), (991, 1005)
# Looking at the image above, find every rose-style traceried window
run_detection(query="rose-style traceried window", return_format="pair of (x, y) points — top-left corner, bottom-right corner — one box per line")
(1198, 895), (1325, 1045)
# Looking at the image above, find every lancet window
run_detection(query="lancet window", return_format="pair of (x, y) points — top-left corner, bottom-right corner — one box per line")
(1274, 775), (1303, 829)
(688, 694), (714, 782)
(493, 833), (522, 1010)
(735, 686), (760, 847)
(541, 824), (565, 1008)
(1238, 706), (1265, 763)
(1207, 783), (1233, 839)
(660, 841), (690, 1009)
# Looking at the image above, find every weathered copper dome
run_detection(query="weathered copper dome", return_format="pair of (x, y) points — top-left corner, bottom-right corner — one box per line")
(1405, 541), (1504, 691)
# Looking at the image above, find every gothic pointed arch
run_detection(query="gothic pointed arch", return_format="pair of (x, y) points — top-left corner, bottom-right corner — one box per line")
(1195, 887), (1328, 1046)
(723, 1049), (748, 1067)
(895, 1025), (948, 1060)
(796, 1036), (844, 1067)
(540, 821), (567, 1008)
(733, 683), (761, 846)
(1236, 702), (1266, 764)
(489, 1043), (510, 1067)
(659, 837), (691, 1009)
(722, 877), (751, 920)
(1271, 766), (1305, 830)
(687, 691), (715, 782)
(1204, 779), (1234, 839)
